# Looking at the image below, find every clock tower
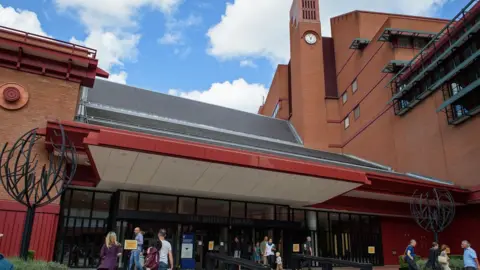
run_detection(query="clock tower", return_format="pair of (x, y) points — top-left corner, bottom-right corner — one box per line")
(289, 0), (330, 150)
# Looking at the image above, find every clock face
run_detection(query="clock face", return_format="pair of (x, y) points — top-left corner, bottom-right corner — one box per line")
(305, 33), (317, 45)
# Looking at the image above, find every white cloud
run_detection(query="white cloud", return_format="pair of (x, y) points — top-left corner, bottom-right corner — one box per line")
(159, 32), (182, 45)
(108, 71), (128, 84)
(168, 78), (268, 113)
(159, 14), (202, 57)
(53, 0), (183, 30)
(54, 0), (183, 84)
(71, 31), (140, 71)
(207, 0), (449, 64)
(0, 4), (48, 36)
(239, 60), (257, 68)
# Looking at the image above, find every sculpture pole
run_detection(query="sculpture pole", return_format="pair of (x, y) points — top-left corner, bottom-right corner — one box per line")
(0, 124), (77, 260)
(410, 188), (455, 242)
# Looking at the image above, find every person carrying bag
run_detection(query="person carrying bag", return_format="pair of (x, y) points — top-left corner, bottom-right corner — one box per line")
(438, 245), (451, 270)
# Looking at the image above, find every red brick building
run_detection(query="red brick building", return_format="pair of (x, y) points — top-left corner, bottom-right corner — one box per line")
(0, 1), (479, 268)
(259, 0), (480, 189)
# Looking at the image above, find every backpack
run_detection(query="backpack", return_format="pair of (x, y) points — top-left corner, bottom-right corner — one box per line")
(144, 247), (159, 269)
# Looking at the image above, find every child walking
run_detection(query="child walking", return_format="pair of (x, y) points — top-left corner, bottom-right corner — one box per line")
(275, 252), (283, 270)
(253, 242), (261, 263)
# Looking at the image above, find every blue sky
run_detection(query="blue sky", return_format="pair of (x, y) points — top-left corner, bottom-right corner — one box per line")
(0, 0), (472, 113)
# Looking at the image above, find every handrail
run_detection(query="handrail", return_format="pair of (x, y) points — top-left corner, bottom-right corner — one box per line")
(205, 253), (269, 270)
(291, 254), (373, 270)
(386, 0), (480, 87)
(0, 25), (97, 59)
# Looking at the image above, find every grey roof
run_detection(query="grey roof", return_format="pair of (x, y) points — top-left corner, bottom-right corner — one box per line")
(81, 80), (455, 186)
(87, 80), (299, 143)
(86, 117), (387, 171)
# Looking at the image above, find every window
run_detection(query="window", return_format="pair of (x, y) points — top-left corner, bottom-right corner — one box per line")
(178, 197), (195, 214)
(231, 202), (246, 218)
(139, 193), (177, 213)
(293, 209), (305, 222)
(119, 191), (138, 211)
(247, 203), (274, 220)
(342, 92), (348, 104)
(272, 102), (280, 118)
(276, 205), (289, 221)
(354, 105), (360, 120)
(197, 199), (229, 217)
(396, 36), (411, 48)
(344, 115), (350, 129)
(92, 192), (112, 218)
(352, 79), (358, 93)
(413, 38), (428, 49)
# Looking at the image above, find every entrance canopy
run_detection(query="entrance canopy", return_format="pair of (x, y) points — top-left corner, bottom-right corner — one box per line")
(44, 120), (369, 207)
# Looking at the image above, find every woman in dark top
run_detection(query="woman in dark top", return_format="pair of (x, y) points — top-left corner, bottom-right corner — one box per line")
(98, 231), (123, 270)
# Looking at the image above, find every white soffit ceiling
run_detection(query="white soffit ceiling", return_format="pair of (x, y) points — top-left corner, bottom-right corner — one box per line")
(90, 145), (362, 207)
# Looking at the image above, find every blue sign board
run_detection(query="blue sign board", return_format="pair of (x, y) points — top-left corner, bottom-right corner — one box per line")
(181, 233), (195, 269)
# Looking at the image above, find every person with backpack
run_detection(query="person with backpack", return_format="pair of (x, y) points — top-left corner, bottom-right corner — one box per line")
(145, 240), (162, 270)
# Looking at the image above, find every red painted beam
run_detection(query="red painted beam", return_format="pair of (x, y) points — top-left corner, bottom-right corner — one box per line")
(45, 120), (370, 185)
(364, 172), (470, 204)
(311, 196), (410, 216)
(84, 128), (370, 185)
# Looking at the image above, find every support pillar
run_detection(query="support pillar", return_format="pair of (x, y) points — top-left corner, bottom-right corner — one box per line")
(306, 211), (319, 257)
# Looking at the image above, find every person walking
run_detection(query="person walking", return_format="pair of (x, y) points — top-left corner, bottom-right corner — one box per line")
(98, 231), (122, 270)
(426, 242), (440, 270)
(404, 239), (418, 270)
(275, 252), (283, 270)
(462, 240), (479, 270)
(438, 244), (450, 270)
(232, 237), (241, 258)
(158, 229), (174, 270)
(129, 227), (144, 270)
(260, 236), (268, 265)
(253, 242), (261, 263)
(302, 236), (313, 270)
(265, 238), (276, 269)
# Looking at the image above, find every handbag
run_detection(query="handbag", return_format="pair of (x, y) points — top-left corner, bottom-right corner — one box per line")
(438, 255), (448, 264)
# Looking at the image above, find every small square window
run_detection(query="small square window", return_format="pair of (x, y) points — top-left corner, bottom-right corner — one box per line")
(354, 105), (360, 120)
(344, 115), (350, 129)
(342, 92), (348, 104)
(272, 102), (280, 118)
(413, 38), (427, 49)
(352, 79), (358, 93)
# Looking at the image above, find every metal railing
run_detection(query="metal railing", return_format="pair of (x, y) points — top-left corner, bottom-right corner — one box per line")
(205, 253), (269, 270)
(386, 0), (480, 88)
(291, 254), (373, 270)
(0, 25), (97, 59)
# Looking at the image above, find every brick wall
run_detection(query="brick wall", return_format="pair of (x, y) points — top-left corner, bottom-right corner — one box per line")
(0, 67), (81, 202)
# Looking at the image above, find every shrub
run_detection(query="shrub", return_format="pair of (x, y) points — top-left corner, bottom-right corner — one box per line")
(27, 250), (35, 260)
(8, 257), (68, 270)
(409, 257), (464, 270)
(399, 255), (423, 268)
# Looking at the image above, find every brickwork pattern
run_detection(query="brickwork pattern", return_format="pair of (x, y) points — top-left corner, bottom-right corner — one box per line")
(0, 67), (81, 202)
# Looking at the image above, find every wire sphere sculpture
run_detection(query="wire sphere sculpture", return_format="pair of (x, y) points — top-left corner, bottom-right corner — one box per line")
(410, 188), (455, 240)
(0, 124), (77, 259)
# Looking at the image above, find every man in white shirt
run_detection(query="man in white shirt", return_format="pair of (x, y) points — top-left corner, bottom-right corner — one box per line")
(158, 229), (174, 270)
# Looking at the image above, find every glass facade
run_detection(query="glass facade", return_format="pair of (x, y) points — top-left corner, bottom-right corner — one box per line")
(55, 189), (384, 268)
(55, 189), (113, 268)
(295, 209), (383, 265)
